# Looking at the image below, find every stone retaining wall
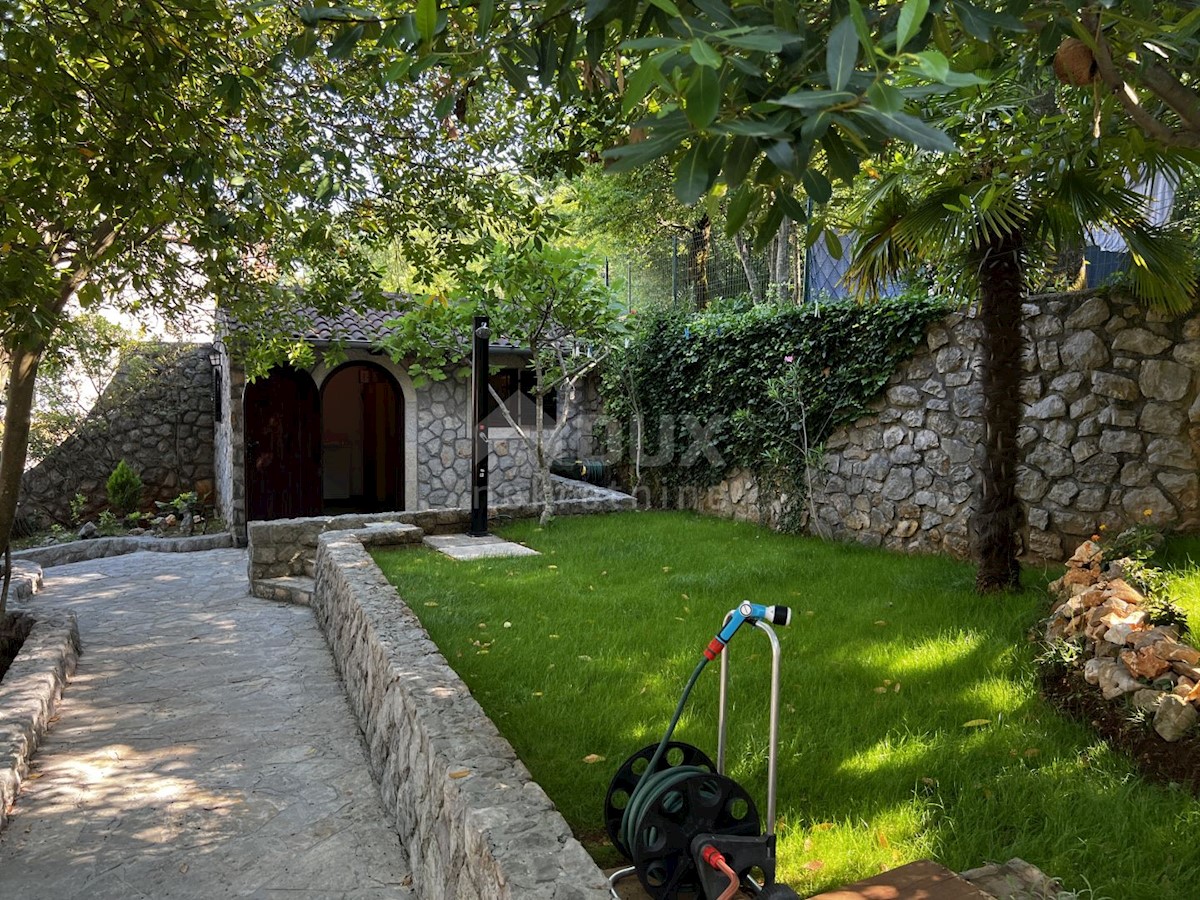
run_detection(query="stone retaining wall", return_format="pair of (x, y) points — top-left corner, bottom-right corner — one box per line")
(690, 295), (1200, 561)
(11, 532), (233, 570)
(18, 344), (216, 529)
(0, 611), (80, 833)
(248, 477), (634, 582)
(310, 525), (609, 900)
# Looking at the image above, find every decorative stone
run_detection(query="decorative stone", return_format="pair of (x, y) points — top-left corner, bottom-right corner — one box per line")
(1132, 689), (1166, 714)
(1139, 403), (1186, 435)
(1099, 660), (1144, 699)
(1026, 443), (1073, 478)
(1041, 420), (1076, 447)
(1139, 359), (1192, 402)
(1146, 436), (1193, 470)
(1173, 341), (1200, 367)
(1121, 646), (1171, 679)
(77, 521), (98, 539)
(1066, 297), (1109, 330)
(1091, 371), (1139, 401)
(1153, 695), (1199, 742)
(1120, 461), (1152, 488)
(1027, 395), (1067, 420)
(1112, 328), (1172, 355)
(1059, 330), (1109, 369)
(1099, 430), (1143, 455)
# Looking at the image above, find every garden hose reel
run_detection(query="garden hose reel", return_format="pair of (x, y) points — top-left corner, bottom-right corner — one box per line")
(603, 602), (801, 900)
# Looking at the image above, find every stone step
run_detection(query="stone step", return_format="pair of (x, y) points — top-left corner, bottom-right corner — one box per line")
(250, 575), (315, 607)
(303, 557), (317, 578)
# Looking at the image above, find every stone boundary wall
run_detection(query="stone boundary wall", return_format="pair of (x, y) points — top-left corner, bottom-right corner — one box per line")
(11, 532), (234, 570)
(248, 477), (634, 582)
(18, 344), (217, 529)
(310, 525), (609, 900)
(690, 295), (1200, 561)
(0, 611), (80, 833)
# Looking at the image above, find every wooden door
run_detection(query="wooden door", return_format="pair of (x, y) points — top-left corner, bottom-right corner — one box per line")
(244, 367), (321, 521)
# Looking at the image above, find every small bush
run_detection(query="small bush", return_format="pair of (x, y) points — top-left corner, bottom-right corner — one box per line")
(105, 460), (143, 516)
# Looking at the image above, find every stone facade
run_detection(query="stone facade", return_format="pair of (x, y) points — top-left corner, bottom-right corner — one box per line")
(215, 344), (600, 539)
(310, 524), (610, 900)
(18, 345), (216, 529)
(687, 295), (1200, 561)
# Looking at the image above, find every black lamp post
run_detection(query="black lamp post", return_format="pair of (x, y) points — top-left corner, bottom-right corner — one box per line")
(208, 340), (224, 422)
(469, 315), (490, 536)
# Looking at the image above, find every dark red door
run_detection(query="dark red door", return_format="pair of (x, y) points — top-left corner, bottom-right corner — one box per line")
(244, 366), (321, 521)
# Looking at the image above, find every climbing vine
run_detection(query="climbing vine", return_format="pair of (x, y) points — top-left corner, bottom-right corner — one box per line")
(602, 292), (950, 529)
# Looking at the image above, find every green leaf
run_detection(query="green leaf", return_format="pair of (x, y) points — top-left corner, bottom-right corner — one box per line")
(895, 0), (929, 53)
(858, 108), (956, 153)
(847, 0), (877, 67)
(775, 188), (808, 222)
(327, 23), (365, 59)
(621, 59), (661, 115)
(912, 49), (948, 81)
(602, 133), (680, 172)
(684, 65), (720, 129)
(821, 131), (860, 183)
(713, 26), (787, 52)
(825, 16), (858, 92)
(802, 168), (833, 204)
(290, 28), (319, 59)
(722, 134), (757, 187)
(866, 81), (904, 114)
(690, 39), (722, 68)
(416, 0), (438, 43)
(647, 0), (682, 17)
(725, 184), (755, 234)
(674, 141), (716, 205)
(477, 0), (495, 37)
(769, 90), (856, 111)
(584, 0), (610, 23)
(764, 139), (799, 177)
(823, 227), (844, 260)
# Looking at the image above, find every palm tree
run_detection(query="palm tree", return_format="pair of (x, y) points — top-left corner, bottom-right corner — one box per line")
(846, 89), (1196, 593)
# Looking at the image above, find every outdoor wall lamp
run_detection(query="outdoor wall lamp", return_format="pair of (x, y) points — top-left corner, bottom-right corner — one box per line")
(208, 339), (224, 423)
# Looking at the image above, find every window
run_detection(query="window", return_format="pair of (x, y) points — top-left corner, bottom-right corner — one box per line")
(486, 367), (557, 428)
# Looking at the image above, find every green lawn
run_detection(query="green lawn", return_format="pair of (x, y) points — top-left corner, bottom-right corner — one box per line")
(374, 511), (1200, 898)
(1161, 534), (1200, 628)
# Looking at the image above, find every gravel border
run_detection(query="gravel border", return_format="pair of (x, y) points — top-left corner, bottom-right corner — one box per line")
(0, 611), (80, 833)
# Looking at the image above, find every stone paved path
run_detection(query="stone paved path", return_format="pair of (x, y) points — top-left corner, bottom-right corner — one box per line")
(0, 549), (415, 899)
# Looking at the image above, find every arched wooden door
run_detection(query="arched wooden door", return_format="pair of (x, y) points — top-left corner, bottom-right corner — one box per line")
(244, 366), (321, 521)
(320, 363), (403, 513)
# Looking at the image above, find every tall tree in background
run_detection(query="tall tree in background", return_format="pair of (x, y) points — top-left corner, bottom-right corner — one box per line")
(848, 73), (1197, 592)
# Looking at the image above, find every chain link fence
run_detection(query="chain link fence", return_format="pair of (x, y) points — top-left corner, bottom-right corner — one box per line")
(611, 232), (1132, 310)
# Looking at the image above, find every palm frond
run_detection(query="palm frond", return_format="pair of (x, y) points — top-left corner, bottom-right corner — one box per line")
(1119, 223), (1198, 314)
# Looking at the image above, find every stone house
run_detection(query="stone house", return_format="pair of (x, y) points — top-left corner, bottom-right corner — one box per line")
(213, 306), (601, 540)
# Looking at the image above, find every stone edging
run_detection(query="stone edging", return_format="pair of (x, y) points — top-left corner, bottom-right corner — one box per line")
(12, 532), (234, 569)
(0, 611), (80, 833)
(311, 523), (610, 900)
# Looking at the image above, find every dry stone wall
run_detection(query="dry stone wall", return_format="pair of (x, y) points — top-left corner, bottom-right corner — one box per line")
(18, 345), (216, 529)
(310, 525), (610, 900)
(694, 295), (1200, 561)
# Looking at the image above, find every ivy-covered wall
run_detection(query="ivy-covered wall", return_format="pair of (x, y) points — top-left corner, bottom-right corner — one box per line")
(602, 295), (949, 530)
(606, 293), (1200, 562)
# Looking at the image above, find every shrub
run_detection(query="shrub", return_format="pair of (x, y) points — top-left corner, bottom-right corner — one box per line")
(105, 459), (143, 516)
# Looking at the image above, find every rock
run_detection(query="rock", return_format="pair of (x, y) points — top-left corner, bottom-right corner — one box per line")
(165, 514), (179, 527)
(1091, 371), (1139, 401)
(1131, 689), (1167, 714)
(1060, 330), (1109, 369)
(1066, 297), (1109, 329)
(1160, 643), (1200, 666)
(1112, 327), (1173, 355)
(1139, 359), (1192, 402)
(1153, 695), (1199, 742)
(1171, 661), (1200, 682)
(1103, 615), (1148, 646)
(1083, 657), (1111, 685)
(78, 521), (98, 539)
(1120, 646), (1171, 680)
(1105, 578), (1146, 605)
(1062, 566), (1099, 589)
(1099, 661), (1144, 700)
(1067, 540), (1103, 568)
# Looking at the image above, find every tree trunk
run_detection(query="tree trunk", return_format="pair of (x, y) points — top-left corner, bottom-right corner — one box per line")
(534, 357), (554, 527)
(733, 233), (763, 302)
(688, 214), (712, 310)
(0, 344), (42, 620)
(770, 217), (792, 301)
(970, 230), (1026, 594)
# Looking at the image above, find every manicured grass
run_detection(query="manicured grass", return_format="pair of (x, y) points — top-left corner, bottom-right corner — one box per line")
(1161, 534), (1200, 630)
(374, 512), (1200, 898)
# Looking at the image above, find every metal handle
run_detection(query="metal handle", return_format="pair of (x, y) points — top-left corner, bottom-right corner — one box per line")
(716, 616), (782, 836)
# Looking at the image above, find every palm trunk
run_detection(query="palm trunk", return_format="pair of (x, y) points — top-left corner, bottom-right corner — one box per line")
(971, 230), (1025, 593)
(0, 345), (42, 620)
(689, 214), (712, 310)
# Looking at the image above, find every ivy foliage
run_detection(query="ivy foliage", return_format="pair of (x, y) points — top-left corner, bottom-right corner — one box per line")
(603, 292), (949, 517)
